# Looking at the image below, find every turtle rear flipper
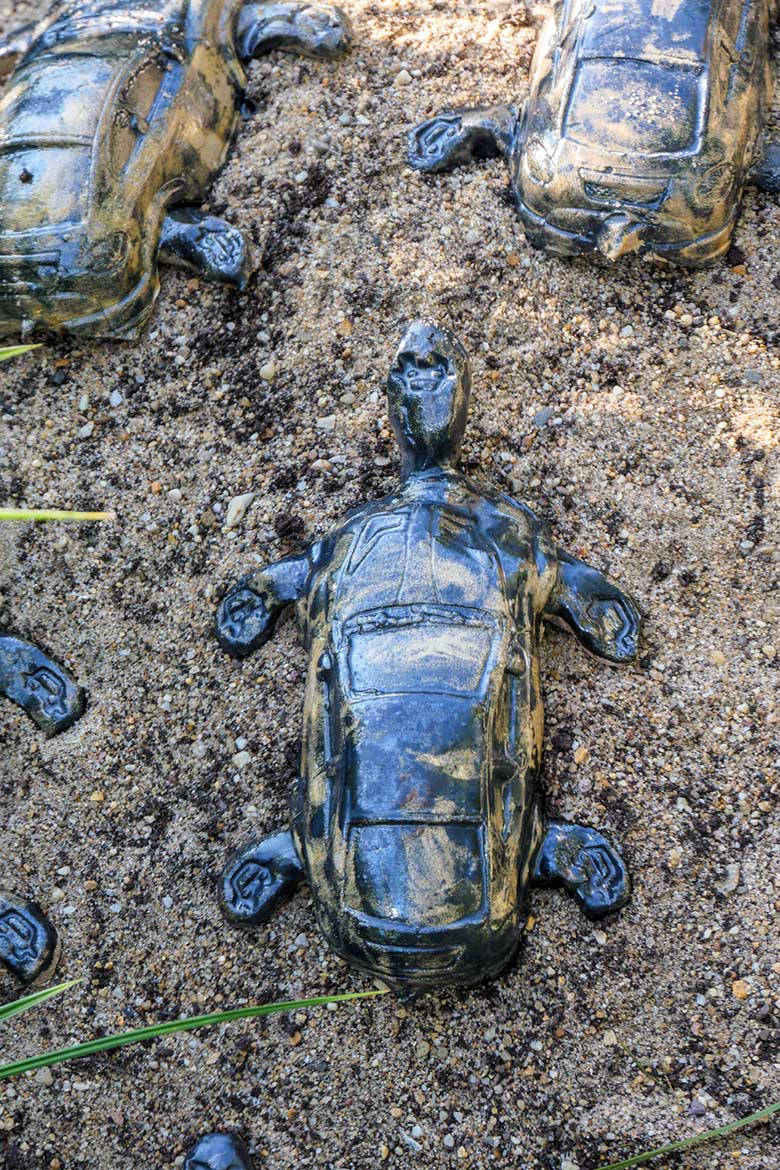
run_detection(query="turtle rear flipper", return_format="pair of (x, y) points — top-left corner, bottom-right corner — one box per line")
(159, 210), (255, 289)
(237, 2), (353, 61)
(220, 830), (304, 926)
(0, 893), (60, 986)
(408, 105), (517, 174)
(0, 634), (85, 736)
(533, 820), (630, 919)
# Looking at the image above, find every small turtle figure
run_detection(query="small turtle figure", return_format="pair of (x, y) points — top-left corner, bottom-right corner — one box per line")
(409, 0), (780, 266)
(215, 320), (641, 996)
(0, 0), (352, 339)
(0, 632), (84, 734)
(184, 1133), (253, 1170)
(0, 892), (60, 986)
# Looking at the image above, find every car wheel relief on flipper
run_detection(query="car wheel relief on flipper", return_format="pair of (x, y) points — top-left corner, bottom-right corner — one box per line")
(215, 320), (640, 995)
(0, 632), (84, 735)
(409, 0), (780, 267)
(0, 1), (352, 340)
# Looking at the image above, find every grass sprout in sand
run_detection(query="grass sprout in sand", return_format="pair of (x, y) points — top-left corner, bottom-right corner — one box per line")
(0, 986), (386, 1081)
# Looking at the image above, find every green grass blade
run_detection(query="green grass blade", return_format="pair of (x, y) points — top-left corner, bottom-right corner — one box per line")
(596, 1102), (780, 1169)
(0, 980), (81, 1027)
(0, 344), (40, 362)
(0, 989), (386, 1080)
(0, 509), (115, 523)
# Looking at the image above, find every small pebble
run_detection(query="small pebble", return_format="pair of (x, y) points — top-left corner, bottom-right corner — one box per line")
(225, 492), (255, 529)
(715, 863), (740, 896)
(401, 1131), (422, 1153)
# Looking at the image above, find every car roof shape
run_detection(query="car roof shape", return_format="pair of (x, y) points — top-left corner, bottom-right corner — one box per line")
(578, 0), (716, 65)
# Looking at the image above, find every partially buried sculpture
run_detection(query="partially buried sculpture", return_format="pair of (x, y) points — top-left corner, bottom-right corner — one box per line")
(0, 632), (84, 734)
(409, 0), (780, 266)
(184, 1133), (253, 1170)
(0, 892), (60, 986)
(0, 0), (352, 340)
(215, 320), (641, 995)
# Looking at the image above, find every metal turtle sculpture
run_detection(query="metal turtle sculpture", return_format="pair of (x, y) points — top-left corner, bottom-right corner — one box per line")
(0, 632), (84, 734)
(409, 0), (780, 266)
(215, 320), (641, 995)
(0, 0), (352, 340)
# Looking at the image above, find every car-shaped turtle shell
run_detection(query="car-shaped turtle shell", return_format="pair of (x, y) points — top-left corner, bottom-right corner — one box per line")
(516, 0), (777, 263)
(293, 510), (546, 989)
(0, 0), (351, 339)
(409, 0), (780, 267)
(215, 321), (639, 994)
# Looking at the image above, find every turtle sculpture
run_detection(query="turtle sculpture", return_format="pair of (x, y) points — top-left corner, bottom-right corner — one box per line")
(215, 320), (641, 995)
(0, 632), (84, 734)
(0, 0), (352, 340)
(409, 0), (780, 266)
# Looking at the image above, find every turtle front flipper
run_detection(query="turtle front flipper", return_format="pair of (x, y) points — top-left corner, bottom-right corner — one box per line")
(0, 634), (85, 735)
(532, 820), (630, 919)
(237, 3), (353, 61)
(220, 830), (304, 926)
(544, 550), (641, 664)
(159, 210), (255, 289)
(408, 104), (518, 174)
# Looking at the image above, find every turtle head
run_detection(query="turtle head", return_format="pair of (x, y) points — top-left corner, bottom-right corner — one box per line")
(387, 320), (471, 477)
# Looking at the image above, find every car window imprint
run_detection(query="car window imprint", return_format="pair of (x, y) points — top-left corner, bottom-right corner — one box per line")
(564, 57), (703, 153)
(110, 57), (167, 174)
(347, 622), (493, 697)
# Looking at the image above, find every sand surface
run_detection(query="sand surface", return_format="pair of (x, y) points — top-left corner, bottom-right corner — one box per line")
(1, 2), (779, 1167)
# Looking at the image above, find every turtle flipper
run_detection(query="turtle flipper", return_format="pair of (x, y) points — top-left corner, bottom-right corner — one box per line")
(159, 210), (255, 288)
(220, 830), (304, 926)
(408, 104), (517, 174)
(749, 139), (780, 194)
(0, 893), (60, 986)
(544, 550), (640, 664)
(532, 820), (630, 919)
(0, 634), (84, 735)
(237, 2), (353, 61)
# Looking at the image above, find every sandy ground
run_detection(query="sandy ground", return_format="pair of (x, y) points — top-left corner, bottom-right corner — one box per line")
(1, 2), (779, 1168)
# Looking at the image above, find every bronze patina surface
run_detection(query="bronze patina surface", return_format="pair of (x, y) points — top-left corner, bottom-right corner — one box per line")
(215, 321), (641, 995)
(0, 0), (352, 339)
(409, 0), (780, 266)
